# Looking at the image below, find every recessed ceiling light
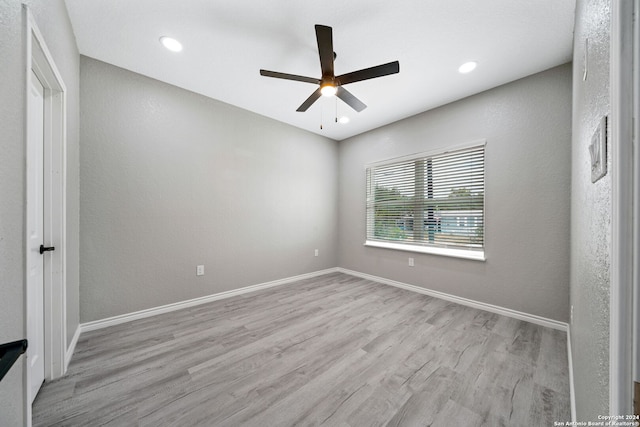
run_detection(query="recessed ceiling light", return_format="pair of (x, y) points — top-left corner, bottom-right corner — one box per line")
(458, 61), (477, 74)
(160, 36), (183, 52)
(338, 116), (350, 124)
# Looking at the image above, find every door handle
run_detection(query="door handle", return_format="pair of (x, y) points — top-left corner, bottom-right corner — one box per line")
(39, 245), (55, 255)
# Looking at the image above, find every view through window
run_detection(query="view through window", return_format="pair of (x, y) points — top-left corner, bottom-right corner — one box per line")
(366, 144), (485, 253)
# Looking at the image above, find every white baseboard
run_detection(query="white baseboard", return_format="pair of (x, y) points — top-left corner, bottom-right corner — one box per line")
(71, 266), (572, 403)
(337, 268), (568, 331)
(65, 325), (81, 371)
(80, 266), (568, 334)
(567, 326), (576, 422)
(80, 268), (339, 333)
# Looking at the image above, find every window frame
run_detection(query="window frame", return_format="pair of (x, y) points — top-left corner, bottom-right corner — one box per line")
(364, 140), (486, 261)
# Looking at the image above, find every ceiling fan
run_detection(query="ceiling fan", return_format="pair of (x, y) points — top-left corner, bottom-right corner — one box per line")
(260, 25), (399, 113)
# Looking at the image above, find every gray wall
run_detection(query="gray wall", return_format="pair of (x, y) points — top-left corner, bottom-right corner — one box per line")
(570, 0), (611, 419)
(79, 57), (338, 322)
(338, 64), (572, 322)
(0, 1), (80, 425)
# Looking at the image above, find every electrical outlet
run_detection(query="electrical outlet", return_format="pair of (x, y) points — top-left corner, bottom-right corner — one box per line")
(196, 265), (204, 276)
(314, 249), (319, 257)
(408, 257), (414, 267)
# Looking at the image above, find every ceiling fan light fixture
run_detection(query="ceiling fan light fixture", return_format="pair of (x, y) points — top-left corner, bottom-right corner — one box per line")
(458, 61), (477, 74)
(160, 36), (183, 52)
(320, 83), (337, 97)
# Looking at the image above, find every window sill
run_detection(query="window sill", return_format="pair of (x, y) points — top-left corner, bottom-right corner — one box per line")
(364, 240), (486, 261)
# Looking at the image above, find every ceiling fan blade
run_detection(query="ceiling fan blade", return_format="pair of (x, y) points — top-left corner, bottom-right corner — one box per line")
(297, 87), (323, 112)
(315, 25), (334, 77)
(336, 61), (400, 86)
(260, 70), (320, 85)
(336, 86), (367, 112)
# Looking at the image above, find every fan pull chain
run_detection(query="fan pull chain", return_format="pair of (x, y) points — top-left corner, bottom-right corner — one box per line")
(320, 107), (323, 130)
(335, 96), (338, 123)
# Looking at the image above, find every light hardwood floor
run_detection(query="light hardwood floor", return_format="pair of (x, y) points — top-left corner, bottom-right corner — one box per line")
(33, 273), (570, 426)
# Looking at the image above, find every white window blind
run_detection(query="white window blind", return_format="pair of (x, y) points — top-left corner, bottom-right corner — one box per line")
(366, 144), (485, 254)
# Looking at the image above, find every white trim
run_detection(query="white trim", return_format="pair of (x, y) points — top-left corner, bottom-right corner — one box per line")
(567, 326), (577, 422)
(610, 0), (635, 416)
(365, 139), (487, 168)
(25, 5), (67, 379)
(23, 6), (68, 425)
(74, 267), (569, 334)
(364, 240), (485, 261)
(80, 268), (339, 333)
(64, 326), (80, 371)
(336, 268), (568, 331)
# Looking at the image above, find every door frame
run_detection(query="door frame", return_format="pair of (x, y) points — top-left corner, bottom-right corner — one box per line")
(610, 0), (637, 416)
(23, 4), (67, 420)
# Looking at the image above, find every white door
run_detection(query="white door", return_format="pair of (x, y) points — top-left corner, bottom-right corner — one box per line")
(27, 69), (46, 402)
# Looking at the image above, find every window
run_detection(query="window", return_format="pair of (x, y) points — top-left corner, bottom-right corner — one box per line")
(365, 143), (485, 260)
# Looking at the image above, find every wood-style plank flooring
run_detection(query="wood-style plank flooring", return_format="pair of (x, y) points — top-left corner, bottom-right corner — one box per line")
(33, 273), (570, 426)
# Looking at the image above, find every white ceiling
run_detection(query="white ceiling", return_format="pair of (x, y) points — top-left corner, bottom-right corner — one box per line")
(64, 0), (576, 141)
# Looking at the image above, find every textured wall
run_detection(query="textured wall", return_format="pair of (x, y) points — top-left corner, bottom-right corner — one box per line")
(79, 57), (338, 322)
(570, 0), (611, 419)
(338, 64), (572, 321)
(0, 1), (79, 425)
